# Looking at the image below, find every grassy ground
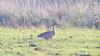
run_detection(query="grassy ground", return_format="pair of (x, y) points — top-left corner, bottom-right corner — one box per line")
(0, 27), (100, 56)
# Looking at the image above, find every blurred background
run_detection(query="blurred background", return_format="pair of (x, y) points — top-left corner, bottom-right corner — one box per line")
(0, 0), (100, 29)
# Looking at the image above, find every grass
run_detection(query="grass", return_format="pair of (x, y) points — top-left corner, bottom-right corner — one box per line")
(0, 27), (100, 56)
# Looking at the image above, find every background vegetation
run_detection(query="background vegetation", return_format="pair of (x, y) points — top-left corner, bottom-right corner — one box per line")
(0, 0), (100, 29)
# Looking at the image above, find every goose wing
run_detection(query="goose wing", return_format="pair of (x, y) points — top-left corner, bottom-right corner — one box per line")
(38, 31), (55, 38)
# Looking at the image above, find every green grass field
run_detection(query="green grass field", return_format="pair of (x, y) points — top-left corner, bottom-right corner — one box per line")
(0, 27), (100, 56)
